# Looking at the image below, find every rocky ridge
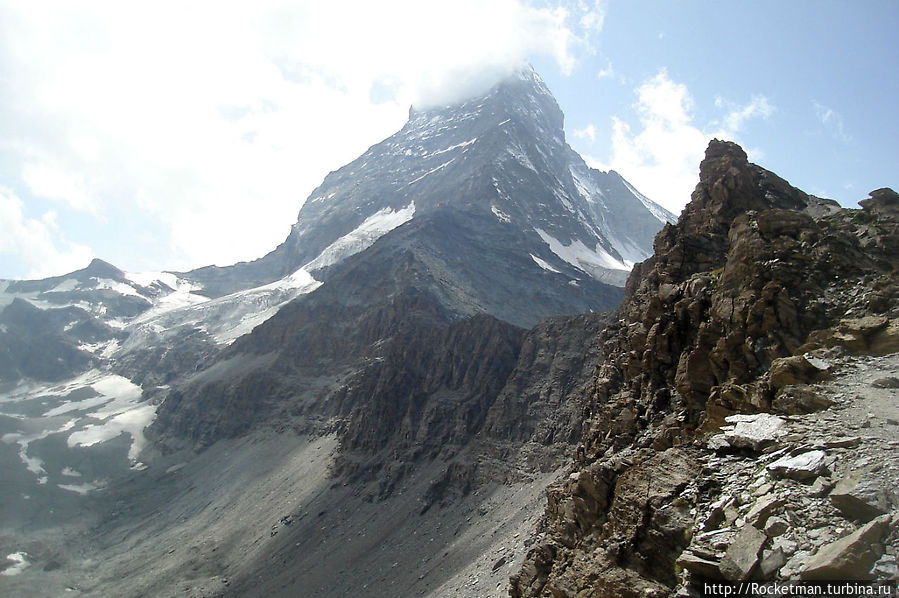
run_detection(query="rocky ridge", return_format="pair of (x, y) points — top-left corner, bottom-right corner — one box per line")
(510, 141), (899, 596)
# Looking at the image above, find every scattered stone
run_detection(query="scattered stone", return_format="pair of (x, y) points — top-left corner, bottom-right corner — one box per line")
(759, 547), (787, 578)
(800, 515), (890, 580)
(823, 436), (861, 449)
(752, 482), (773, 497)
(772, 537), (798, 556)
(764, 517), (789, 538)
(719, 525), (767, 582)
(808, 477), (833, 498)
(766, 450), (828, 482)
(707, 434), (730, 452)
(491, 556), (507, 572)
(744, 495), (785, 529)
(772, 385), (833, 415)
(871, 376), (899, 388)
(676, 550), (723, 580)
(723, 414), (785, 451)
(830, 469), (893, 522)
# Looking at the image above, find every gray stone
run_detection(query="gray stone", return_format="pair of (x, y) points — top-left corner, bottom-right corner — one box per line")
(764, 517), (789, 538)
(745, 495), (785, 529)
(766, 450), (828, 481)
(830, 469), (893, 522)
(823, 436), (861, 449)
(724, 414), (785, 451)
(707, 434), (730, 452)
(871, 376), (899, 388)
(759, 547), (787, 578)
(719, 525), (767, 582)
(808, 476), (833, 498)
(676, 550), (724, 580)
(800, 515), (890, 580)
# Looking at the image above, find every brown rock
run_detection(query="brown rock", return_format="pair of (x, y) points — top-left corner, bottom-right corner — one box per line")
(800, 515), (890, 580)
(772, 385), (833, 415)
(768, 356), (826, 389)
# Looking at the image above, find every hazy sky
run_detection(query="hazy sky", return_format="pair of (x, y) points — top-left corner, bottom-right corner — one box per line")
(1, 1), (896, 280)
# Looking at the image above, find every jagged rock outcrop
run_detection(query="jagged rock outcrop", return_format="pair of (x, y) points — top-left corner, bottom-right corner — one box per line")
(511, 141), (899, 596)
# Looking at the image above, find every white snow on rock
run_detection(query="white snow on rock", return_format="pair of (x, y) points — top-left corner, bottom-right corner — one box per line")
(569, 165), (605, 206)
(48, 278), (79, 293)
(491, 205), (511, 223)
(530, 254), (561, 273)
(303, 202), (415, 273)
(534, 228), (630, 280)
(622, 178), (676, 224)
(58, 481), (103, 495)
(1, 552), (30, 576)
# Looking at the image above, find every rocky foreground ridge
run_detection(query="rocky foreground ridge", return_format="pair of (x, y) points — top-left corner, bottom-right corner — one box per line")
(510, 141), (899, 596)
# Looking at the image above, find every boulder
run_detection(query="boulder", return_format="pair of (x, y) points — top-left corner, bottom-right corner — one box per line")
(800, 515), (890, 580)
(719, 525), (767, 582)
(768, 356), (826, 389)
(766, 450), (828, 482)
(759, 547), (787, 578)
(830, 469), (893, 522)
(676, 551), (723, 580)
(871, 376), (899, 389)
(723, 414), (785, 451)
(772, 385), (833, 415)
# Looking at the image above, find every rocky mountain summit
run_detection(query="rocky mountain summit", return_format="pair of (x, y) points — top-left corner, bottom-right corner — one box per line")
(510, 141), (899, 596)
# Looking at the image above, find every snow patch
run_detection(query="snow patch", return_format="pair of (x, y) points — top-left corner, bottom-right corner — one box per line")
(622, 179), (676, 224)
(569, 165), (605, 206)
(303, 202), (415, 273)
(491, 205), (511, 223)
(530, 254), (561, 274)
(58, 481), (102, 495)
(534, 228), (630, 282)
(49, 278), (79, 293)
(61, 466), (82, 477)
(125, 270), (179, 290)
(94, 278), (142, 298)
(67, 403), (156, 462)
(429, 137), (477, 157)
(402, 160), (455, 188)
(1, 552), (29, 577)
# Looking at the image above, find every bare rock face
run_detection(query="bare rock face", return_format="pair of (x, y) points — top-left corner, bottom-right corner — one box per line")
(510, 141), (899, 596)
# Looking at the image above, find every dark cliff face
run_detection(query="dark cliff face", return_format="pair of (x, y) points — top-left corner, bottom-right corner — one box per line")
(511, 141), (899, 597)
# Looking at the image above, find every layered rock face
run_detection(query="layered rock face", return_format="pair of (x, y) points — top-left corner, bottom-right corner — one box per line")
(511, 141), (899, 596)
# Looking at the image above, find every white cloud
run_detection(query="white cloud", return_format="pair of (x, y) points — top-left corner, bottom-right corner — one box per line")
(0, 187), (94, 279)
(813, 101), (850, 142)
(590, 70), (773, 213)
(597, 60), (615, 80)
(716, 95), (774, 133)
(0, 0), (605, 277)
(574, 124), (597, 143)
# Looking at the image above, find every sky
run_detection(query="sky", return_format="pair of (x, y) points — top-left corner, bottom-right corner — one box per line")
(1, 1), (896, 280)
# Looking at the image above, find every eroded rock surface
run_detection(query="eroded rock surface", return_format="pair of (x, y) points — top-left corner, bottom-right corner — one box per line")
(511, 141), (899, 596)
